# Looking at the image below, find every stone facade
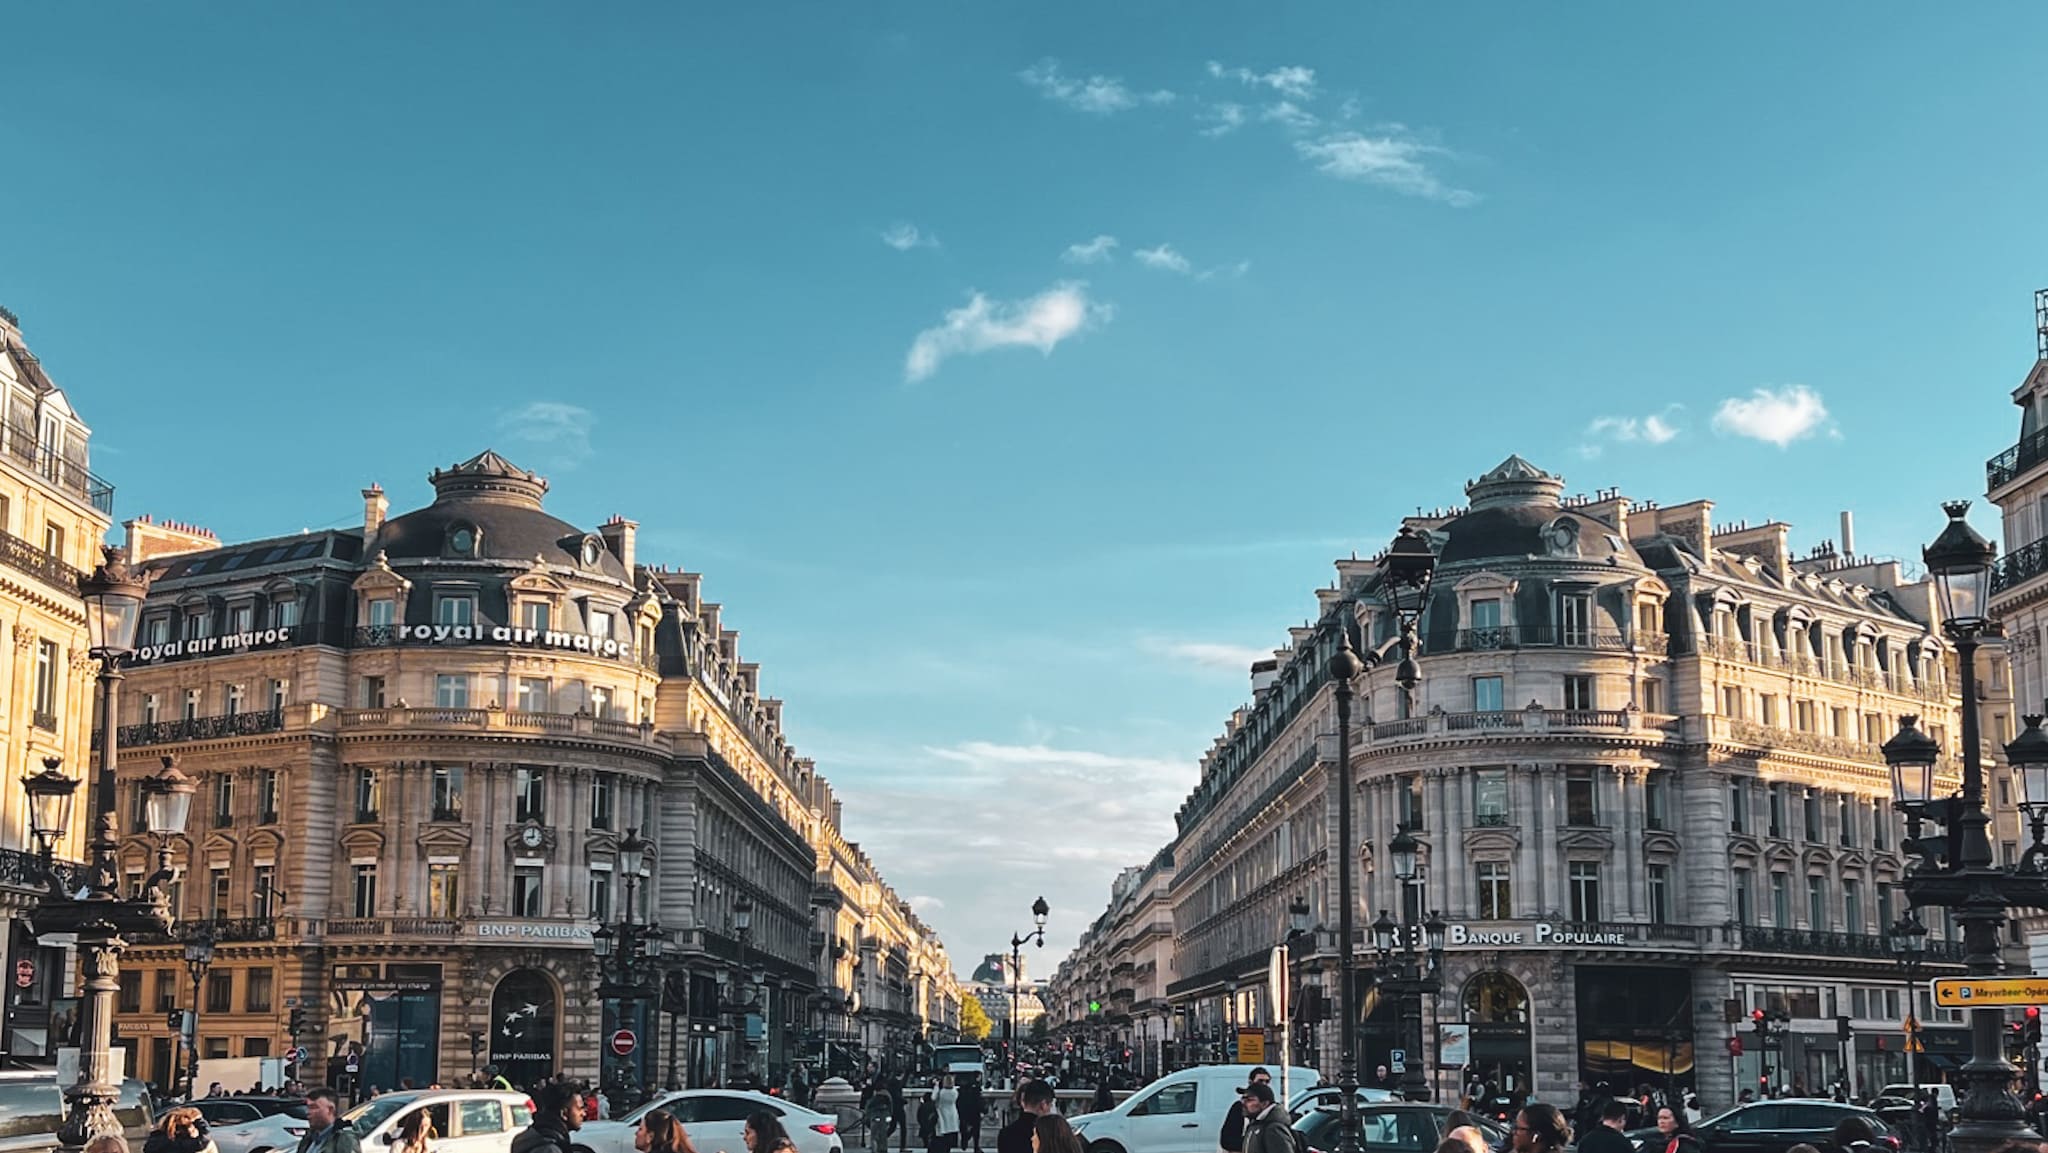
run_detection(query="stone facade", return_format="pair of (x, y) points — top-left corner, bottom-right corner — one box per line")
(1051, 455), (2027, 1109)
(98, 450), (953, 1095)
(0, 306), (116, 1057)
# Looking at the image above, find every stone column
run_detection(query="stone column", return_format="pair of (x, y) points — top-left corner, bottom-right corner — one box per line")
(561, 765), (590, 916)
(1618, 766), (1643, 919)
(1426, 769), (1448, 914)
(1517, 765), (1542, 919)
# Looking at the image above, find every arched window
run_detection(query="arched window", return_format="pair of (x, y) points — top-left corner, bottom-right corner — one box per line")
(1462, 970), (1530, 1024)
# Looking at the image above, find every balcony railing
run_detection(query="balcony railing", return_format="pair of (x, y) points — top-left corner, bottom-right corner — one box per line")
(1994, 535), (2048, 596)
(1444, 626), (1661, 654)
(1741, 924), (1965, 963)
(1696, 636), (1945, 700)
(0, 424), (114, 515)
(1988, 427), (2048, 491)
(100, 708), (286, 749)
(1363, 706), (1644, 745)
(0, 527), (84, 594)
(338, 706), (666, 750)
(0, 846), (83, 892)
(132, 917), (278, 946)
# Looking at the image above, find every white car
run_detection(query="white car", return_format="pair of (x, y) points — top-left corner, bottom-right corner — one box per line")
(1287, 1085), (1398, 1117)
(573, 1089), (842, 1153)
(216, 1090), (534, 1153)
(1069, 1064), (1321, 1153)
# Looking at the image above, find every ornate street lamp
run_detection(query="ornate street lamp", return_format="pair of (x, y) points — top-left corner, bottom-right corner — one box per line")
(1888, 911), (1929, 1094)
(176, 923), (216, 1099)
(1009, 897), (1049, 1079)
(22, 758), (79, 868)
(1372, 822), (1443, 1102)
(1882, 501), (2048, 1153)
(598, 828), (664, 1113)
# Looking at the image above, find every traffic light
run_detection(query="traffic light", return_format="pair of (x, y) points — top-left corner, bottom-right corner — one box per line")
(2028, 1006), (2042, 1045)
(1751, 1008), (1767, 1037)
(166, 1010), (184, 1031)
(288, 1006), (305, 1037)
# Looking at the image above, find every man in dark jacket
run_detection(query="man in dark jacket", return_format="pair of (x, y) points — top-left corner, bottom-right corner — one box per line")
(1577, 1101), (1634, 1153)
(297, 1089), (362, 1153)
(1239, 1083), (1294, 1153)
(997, 1080), (1057, 1153)
(1220, 1068), (1271, 1153)
(958, 1077), (985, 1153)
(512, 1082), (586, 1153)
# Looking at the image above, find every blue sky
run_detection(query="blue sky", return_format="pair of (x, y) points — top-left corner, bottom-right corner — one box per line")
(7, 3), (2048, 972)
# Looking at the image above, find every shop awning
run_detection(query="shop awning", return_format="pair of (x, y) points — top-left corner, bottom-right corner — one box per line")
(1925, 1055), (1961, 1071)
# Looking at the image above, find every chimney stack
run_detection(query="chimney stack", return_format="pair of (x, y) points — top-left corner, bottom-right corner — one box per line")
(600, 515), (638, 572)
(1839, 511), (1856, 560)
(363, 485), (389, 540)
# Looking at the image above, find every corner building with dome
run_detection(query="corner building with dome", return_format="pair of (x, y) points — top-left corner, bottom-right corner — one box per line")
(99, 451), (956, 1096)
(1049, 456), (2030, 1109)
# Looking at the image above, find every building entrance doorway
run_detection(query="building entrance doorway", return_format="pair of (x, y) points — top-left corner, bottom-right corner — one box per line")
(1462, 971), (1533, 1107)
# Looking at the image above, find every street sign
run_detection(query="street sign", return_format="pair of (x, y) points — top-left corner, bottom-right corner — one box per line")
(1390, 1048), (1407, 1075)
(345, 1054), (360, 1074)
(1932, 977), (2048, 1007)
(1268, 947), (1290, 1021)
(14, 958), (34, 989)
(610, 1029), (637, 1057)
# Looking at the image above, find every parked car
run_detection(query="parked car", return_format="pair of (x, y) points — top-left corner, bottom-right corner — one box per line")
(1877, 1084), (1956, 1116)
(1068, 1064), (1322, 1153)
(1289, 1086), (1400, 1118)
(1293, 1103), (1510, 1153)
(211, 1110), (311, 1153)
(1626, 1100), (1897, 1153)
(573, 1088), (843, 1153)
(0, 1069), (158, 1153)
(159, 1096), (309, 1127)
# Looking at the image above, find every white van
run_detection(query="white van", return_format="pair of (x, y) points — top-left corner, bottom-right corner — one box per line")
(1069, 1064), (1321, 1153)
(1878, 1083), (1957, 1114)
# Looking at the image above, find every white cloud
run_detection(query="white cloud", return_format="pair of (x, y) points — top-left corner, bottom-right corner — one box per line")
(1153, 640), (1269, 671)
(1581, 408), (1683, 457)
(1200, 102), (1248, 137)
(1260, 101), (1318, 132)
(1020, 59), (1173, 115)
(908, 895), (946, 914)
(1712, 385), (1832, 448)
(1206, 61), (1317, 101)
(880, 222), (938, 251)
(1061, 235), (1120, 264)
(904, 282), (1111, 383)
(1295, 130), (1478, 205)
(1134, 244), (1193, 275)
(495, 401), (595, 469)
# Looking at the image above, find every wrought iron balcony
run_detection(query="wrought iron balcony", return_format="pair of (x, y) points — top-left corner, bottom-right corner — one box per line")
(97, 707), (286, 749)
(1988, 427), (2048, 491)
(0, 845), (84, 892)
(1993, 535), (2048, 596)
(0, 527), (84, 595)
(325, 916), (461, 938)
(0, 424), (114, 515)
(132, 916), (279, 946)
(1740, 923), (1965, 963)
(1444, 626), (1653, 654)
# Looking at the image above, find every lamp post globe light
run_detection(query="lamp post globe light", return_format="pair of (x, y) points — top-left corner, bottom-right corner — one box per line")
(594, 827), (664, 1114)
(1882, 500), (2048, 1153)
(175, 923), (216, 1100)
(1009, 897), (1049, 1080)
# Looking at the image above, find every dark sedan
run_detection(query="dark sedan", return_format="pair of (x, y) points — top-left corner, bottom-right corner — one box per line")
(1296, 1103), (1511, 1153)
(1627, 1100), (1897, 1153)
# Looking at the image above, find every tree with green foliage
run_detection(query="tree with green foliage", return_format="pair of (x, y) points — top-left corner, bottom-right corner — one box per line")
(960, 994), (993, 1041)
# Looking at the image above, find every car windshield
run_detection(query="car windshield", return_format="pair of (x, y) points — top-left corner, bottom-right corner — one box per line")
(621, 1094), (684, 1126)
(346, 1093), (424, 1135)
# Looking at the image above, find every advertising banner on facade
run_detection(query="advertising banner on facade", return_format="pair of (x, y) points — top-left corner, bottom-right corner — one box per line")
(1438, 1023), (1471, 1069)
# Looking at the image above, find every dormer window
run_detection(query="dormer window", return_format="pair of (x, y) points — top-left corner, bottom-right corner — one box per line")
(581, 537), (603, 567)
(447, 523), (479, 557)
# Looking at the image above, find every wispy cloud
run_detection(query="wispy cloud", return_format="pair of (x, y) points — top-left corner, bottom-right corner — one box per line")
(1197, 260), (1252, 282)
(905, 282), (1111, 383)
(1261, 101), (1319, 132)
(1580, 407), (1683, 458)
(880, 222), (938, 251)
(495, 401), (595, 469)
(1061, 235), (1120, 265)
(908, 895), (946, 914)
(1206, 61), (1317, 101)
(1143, 638), (1269, 672)
(1020, 59), (1173, 115)
(834, 736), (1193, 961)
(1200, 102), (1248, 137)
(1134, 244), (1193, 275)
(1712, 385), (1834, 448)
(1295, 129), (1478, 205)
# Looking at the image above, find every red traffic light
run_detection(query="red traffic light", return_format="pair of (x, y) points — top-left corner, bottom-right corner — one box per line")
(1751, 1009), (1766, 1022)
(2028, 1007), (2042, 1020)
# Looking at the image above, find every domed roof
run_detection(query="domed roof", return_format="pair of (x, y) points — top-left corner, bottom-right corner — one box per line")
(1432, 455), (1638, 567)
(374, 450), (630, 580)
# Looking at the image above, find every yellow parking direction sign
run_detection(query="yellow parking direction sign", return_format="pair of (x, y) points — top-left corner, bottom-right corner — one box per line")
(1931, 977), (2048, 1007)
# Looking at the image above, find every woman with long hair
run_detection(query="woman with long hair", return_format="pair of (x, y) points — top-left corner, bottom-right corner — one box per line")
(933, 1075), (961, 1153)
(744, 1112), (797, 1153)
(394, 1108), (436, 1153)
(144, 1108), (216, 1153)
(1029, 1115), (1085, 1153)
(637, 1109), (697, 1153)
(1651, 1107), (1701, 1153)
(1511, 1104), (1571, 1153)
